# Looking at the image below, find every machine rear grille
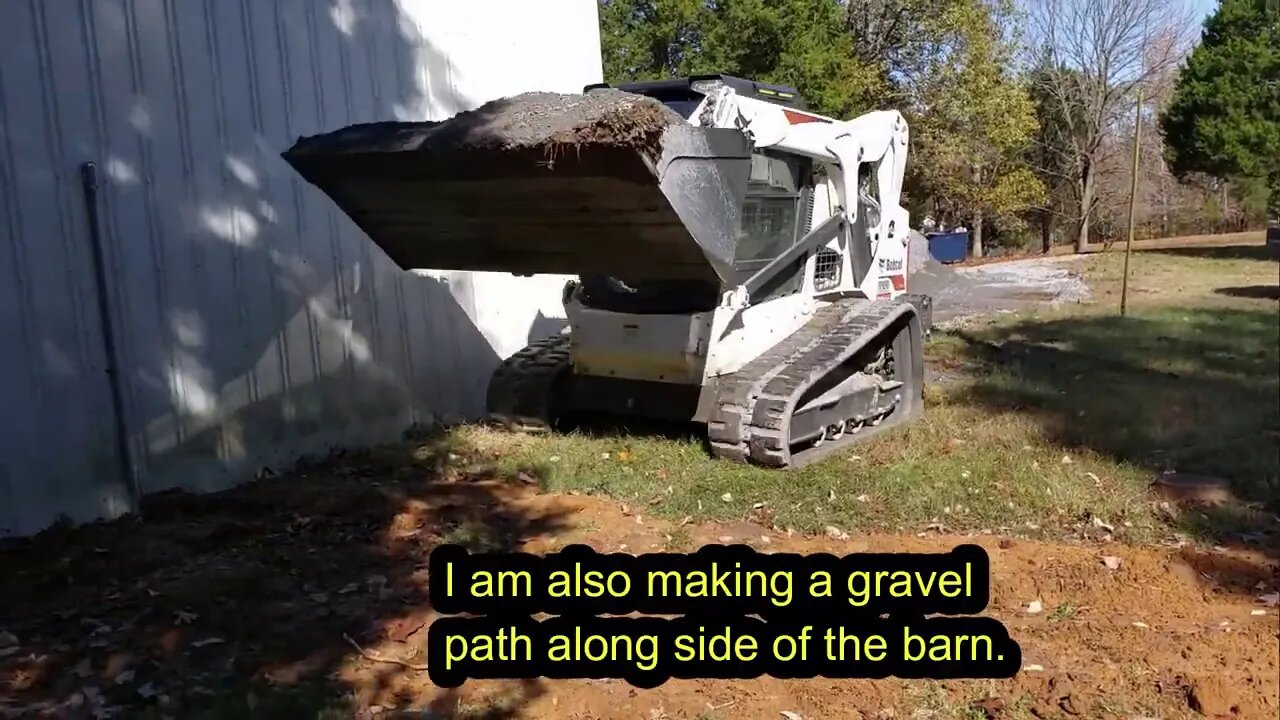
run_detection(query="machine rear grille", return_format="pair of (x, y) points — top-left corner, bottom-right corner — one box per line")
(814, 248), (841, 290)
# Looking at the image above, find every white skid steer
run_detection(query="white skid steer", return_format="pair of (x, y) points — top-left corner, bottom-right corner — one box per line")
(284, 74), (932, 468)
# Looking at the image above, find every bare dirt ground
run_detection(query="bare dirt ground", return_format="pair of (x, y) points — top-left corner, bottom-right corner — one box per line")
(1, 445), (1276, 720)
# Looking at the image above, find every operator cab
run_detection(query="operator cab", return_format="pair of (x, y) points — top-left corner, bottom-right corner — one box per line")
(577, 76), (821, 314)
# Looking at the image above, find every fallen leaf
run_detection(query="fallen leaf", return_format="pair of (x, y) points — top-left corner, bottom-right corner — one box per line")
(1091, 516), (1115, 533)
(1101, 555), (1122, 570)
(1027, 600), (1044, 614)
(516, 471), (536, 484)
(600, 452), (610, 460)
(718, 536), (734, 543)
(1060, 455), (1073, 464)
(1132, 621), (1149, 628)
(1024, 664), (1045, 672)
(856, 494), (871, 503)
(617, 449), (634, 462)
(828, 489), (836, 502)
(548, 455), (561, 462)
(753, 502), (765, 509)
(721, 493), (733, 503)
(679, 516), (693, 526)
(825, 526), (850, 541)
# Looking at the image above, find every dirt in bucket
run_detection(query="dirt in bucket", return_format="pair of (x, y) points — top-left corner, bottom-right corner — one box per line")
(285, 89), (685, 160)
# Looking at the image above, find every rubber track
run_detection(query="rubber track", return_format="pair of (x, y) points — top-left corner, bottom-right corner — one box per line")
(707, 297), (919, 467)
(486, 334), (572, 432)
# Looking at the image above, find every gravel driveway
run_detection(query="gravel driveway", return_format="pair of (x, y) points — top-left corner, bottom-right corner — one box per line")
(907, 231), (1090, 328)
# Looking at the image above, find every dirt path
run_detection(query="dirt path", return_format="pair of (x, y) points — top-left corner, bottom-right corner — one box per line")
(3, 469), (1275, 719)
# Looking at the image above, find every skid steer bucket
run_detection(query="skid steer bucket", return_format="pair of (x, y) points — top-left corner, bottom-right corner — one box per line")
(283, 91), (752, 284)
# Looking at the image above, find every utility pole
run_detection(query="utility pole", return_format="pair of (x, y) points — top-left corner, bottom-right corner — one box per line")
(1121, 85), (1143, 317)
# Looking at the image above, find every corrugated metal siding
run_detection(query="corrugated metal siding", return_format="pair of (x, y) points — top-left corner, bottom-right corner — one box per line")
(0, 0), (602, 536)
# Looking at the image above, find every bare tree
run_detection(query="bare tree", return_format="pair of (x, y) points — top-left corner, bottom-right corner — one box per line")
(1027, 0), (1198, 251)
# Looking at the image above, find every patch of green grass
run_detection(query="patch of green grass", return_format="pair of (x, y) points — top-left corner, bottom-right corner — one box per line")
(955, 304), (1279, 512)
(1048, 601), (1077, 623)
(454, 390), (1159, 539)
(441, 519), (505, 552)
(665, 525), (693, 550)
(901, 681), (994, 720)
(455, 248), (1277, 544)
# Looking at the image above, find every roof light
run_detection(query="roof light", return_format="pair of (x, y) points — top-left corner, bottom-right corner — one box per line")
(691, 79), (724, 95)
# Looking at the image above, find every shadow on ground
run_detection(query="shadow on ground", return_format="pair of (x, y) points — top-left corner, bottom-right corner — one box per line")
(945, 305), (1280, 557)
(1145, 244), (1277, 261)
(1216, 285), (1280, 300)
(0, 431), (569, 718)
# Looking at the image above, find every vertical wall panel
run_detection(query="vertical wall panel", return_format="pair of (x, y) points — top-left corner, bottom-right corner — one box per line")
(0, 0), (603, 535)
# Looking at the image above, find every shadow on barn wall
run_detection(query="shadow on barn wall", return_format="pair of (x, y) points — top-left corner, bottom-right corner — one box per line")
(0, 0), (566, 715)
(0, 0), (530, 534)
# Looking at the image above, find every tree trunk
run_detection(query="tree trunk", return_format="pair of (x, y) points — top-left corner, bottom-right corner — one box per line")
(1076, 168), (1095, 253)
(1269, 170), (1280, 220)
(970, 211), (984, 258)
(1041, 213), (1053, 254)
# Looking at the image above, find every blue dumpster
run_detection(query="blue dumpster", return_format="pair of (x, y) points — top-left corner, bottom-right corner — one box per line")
(927, 231), (969, 264)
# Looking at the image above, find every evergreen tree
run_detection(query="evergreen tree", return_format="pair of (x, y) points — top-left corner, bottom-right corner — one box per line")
(1161, 0), (1280, 216)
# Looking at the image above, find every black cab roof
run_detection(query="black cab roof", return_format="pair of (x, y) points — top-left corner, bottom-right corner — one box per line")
(585, 74), (808, 111)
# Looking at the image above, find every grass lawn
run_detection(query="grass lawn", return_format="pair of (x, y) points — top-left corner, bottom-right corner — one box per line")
(459, 244), (1279, 544)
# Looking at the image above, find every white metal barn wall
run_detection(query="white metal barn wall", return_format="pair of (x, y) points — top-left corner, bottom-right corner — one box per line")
(0, 0), (603, 536)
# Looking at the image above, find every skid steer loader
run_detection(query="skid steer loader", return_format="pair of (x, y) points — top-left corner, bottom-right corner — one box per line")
(283, 74), (931, 468)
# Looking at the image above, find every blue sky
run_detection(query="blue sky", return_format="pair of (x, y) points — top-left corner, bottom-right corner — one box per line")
(1190, 0), (1217, 20)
